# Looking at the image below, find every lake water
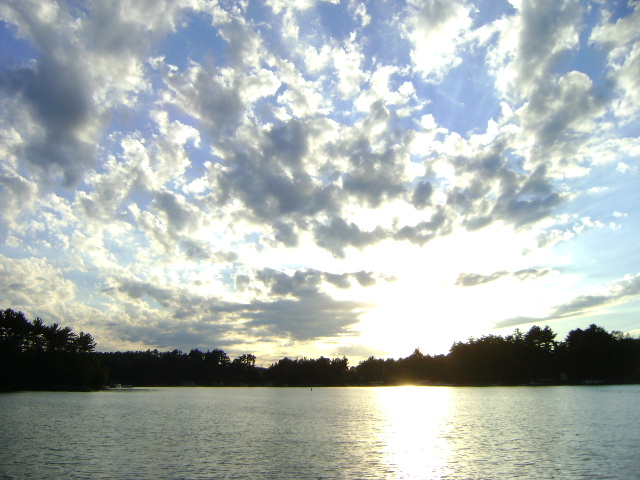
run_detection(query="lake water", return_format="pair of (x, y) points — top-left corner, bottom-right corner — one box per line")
(1, 385), (639, 479)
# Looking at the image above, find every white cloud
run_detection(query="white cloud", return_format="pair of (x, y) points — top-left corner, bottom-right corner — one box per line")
(589, 1), (640, 46)
(617, 162), (637, 174)
(77, 110), (199, 226)
(589, 3), (640, 120)
(516, 71), (607, 176)
(333, 33), (365, 98)
(0, 254), (76, 314)
(404, 0), (474, 80)
(1, 0), (639, 360)
(350, 1), (371, 28)
(488, 0), (583, 101)
(354, 65), (417, 112)
(0, 0), (198, 186)
(275, 58), (332, 117)
(0, 165), (38, 229)
(535, 215), (611, 249)
(496, 272), (640, 328)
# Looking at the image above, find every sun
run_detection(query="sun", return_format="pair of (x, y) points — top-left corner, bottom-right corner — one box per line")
(337, 223), (552, 359)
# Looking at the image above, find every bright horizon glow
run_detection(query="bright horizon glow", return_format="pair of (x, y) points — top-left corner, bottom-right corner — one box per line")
(1, 0), (639, 366)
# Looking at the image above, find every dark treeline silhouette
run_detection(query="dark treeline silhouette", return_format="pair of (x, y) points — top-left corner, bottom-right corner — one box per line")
(266, 356), (350, 386)
(2, 308), (640, 390)
(266, 325), (640, 386)
(0, 308), (107, 391)
(439, 324), (640, 386)
(95, 349), (261, 387)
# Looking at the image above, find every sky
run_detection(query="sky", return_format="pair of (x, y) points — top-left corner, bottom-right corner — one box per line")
(1, 0), (639, 365)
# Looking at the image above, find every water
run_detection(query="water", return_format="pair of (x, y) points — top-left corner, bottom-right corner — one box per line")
(1, 386), (639, 479)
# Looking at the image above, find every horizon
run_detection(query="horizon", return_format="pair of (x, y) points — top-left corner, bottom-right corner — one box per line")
(90, 321), (630, 369)
(1, 0), (639, 366)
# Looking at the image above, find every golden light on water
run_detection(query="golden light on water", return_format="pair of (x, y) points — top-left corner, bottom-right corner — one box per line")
(373, 387), (454, 479)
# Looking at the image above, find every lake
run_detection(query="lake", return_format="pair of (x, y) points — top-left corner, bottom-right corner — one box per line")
(1, 385), (639, 479)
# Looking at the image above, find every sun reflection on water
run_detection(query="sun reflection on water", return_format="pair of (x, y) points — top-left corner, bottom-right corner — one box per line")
(373, 386), (454, 479)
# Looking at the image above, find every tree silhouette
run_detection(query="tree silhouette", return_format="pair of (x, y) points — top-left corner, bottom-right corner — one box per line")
(0, 309), (105, 391)
(560, 324), (620, 381)
(2, 306), (639, 389)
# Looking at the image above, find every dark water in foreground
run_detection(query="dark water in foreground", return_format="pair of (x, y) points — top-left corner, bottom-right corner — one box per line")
(1, 385), (639, 479)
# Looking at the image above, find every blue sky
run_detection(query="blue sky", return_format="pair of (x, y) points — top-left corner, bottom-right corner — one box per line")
(1, 0), (639, 364)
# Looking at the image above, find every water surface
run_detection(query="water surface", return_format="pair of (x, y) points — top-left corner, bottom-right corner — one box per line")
(1, 386), (638, 479)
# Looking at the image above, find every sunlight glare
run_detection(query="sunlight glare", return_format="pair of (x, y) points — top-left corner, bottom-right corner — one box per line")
(374, 387), (454, 479)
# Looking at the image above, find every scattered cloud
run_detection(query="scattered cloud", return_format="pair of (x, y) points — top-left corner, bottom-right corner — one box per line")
(495, 273), (640, 328)
(0, 254), (75, 317)
(456, 267), (555, 287)
(1, 0), (639, 361)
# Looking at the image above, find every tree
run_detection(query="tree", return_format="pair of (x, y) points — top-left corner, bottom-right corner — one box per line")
(329, 356), (350, 385)
(562, 324), (622, 382)
(234, 353), (256, 366)
(354, 356), (396, 385)
(205, 348), (230, 366)
(525, 325), (557, 352)
(0, 308), (31, 353)
(0, 309), (106, 391)
(230, 353), (260, 385)
(30, 317), (48, 351)
(44, 324), (77, 352)
(75, 332), (97, 353)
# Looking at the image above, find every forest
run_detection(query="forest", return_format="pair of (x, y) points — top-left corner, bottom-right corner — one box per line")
(1, 308), (639, 391)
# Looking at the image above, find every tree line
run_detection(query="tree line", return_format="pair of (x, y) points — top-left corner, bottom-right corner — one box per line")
(0, 308), (106, 391)
(1, 308), (639, 391)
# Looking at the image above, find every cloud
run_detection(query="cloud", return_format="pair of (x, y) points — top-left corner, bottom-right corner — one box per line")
(251, 267), (382, 296)
(353, 270), (377, 287)
(314, 217), (387, 258)
(440, 140), (565, 231)
(339, 102), (412, 208)
(456, 267), (555, 287)
(518, 71), (608, 174)
(158, 60), (279, 140)
(483, 0), (614, 187)
(153, 191), (199, 233)
(1, 0), (638, 359)
(39, 1), (587, 266)
(489, 0), (583, 100)
(0, 254), (75, 315)
(0, 167), (38, 228)
(78, 111), (199, 225)
(492, 164), (564, 228)
(393, 205), (453, 246)
(201, 1), (265, 69)
(110, 318), (234, 352)
(536, 215), (610, 249)
(180, 240), (238, 263)
(404, 0), (474, 80)
(333, 32), (365, 98)
(105, 277), (176, 308)
(589, 1), (640, 119)
(0, 53), (98, 186)
(0, 0), (192, 186)
(205, 117), (341, 227)
(495, 273), (640, 328)
(243, 294), (370, 341)
(255, 268), (324, 298)
(411, 180), (434, 210)
(101, 269), (376, 344)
